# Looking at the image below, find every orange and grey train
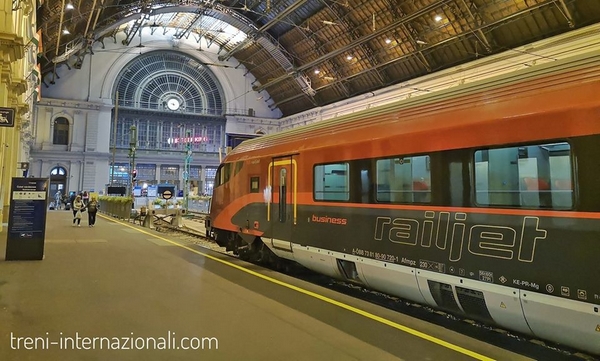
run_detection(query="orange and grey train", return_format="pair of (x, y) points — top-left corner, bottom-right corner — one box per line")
(207, 51), (600, 355)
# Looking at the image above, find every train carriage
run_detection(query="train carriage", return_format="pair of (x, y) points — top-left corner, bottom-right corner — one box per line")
(207, 51), (600, 355)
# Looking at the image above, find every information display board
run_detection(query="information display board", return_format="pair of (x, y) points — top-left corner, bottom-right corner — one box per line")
(5, 178), (50, 260)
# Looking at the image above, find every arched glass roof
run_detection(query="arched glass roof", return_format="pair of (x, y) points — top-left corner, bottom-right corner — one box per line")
(116, 13), (249, 48)
(114, 50), (224, 116)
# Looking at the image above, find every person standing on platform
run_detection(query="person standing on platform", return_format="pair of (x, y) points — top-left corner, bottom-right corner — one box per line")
(54, 190), (62, 210)
(86, 196), (99, 227)
(72, 195), (85, 227)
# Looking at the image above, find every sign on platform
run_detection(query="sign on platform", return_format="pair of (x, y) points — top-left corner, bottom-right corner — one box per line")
(5, 178), (50, 260)
(162, 190), (173, 200)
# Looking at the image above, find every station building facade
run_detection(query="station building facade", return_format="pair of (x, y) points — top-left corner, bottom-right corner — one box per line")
(0, 0), (38, 228)
(29, 29), (280, 196)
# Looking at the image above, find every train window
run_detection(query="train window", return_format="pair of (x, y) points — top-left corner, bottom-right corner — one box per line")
(474, 142), (573, 209)
(279, 169), (287, 222)
(214, 165), (223, 187)
(376, 155), (431, 203)
(215, 163), (232, 187)
(234, 161), (244, 175)
(314, 163), (350, 201)
(250, 176), (260, 193)
(222, 163), (232, 184)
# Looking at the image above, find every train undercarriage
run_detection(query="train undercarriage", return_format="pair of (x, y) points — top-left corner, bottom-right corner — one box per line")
(211, 228), (297, 272)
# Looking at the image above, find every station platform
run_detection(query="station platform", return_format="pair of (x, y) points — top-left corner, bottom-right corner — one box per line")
(0, 210), (540, 360)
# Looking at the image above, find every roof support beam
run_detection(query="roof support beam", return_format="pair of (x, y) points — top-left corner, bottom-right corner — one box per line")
(400, 24), (432, 72)
(122, 17), (144, 46)
(174, 11), (205, 39)
(51, 0), (67, 84)
(219, 0), (309, 61)
(272, 0), (558, 108)
(386, 1), (432, 74)
(460, 0), (491, 53)
(255, 0), (455, 93)
(556, 0), (575, 28)
(310, 34), (351, 97)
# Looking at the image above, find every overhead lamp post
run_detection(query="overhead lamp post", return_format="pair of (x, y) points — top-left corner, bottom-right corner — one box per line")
(183, 130), (192, 212)
(129, 125), (137, 199)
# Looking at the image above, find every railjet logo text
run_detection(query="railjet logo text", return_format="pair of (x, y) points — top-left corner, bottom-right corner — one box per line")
(374, 211), (547, 262)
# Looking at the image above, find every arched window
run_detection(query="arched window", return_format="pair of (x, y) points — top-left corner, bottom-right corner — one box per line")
(50, 167), (67, 176)
(53, 117), (69, 145)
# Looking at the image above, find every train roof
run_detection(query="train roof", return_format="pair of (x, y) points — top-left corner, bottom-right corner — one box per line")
(225, 50), (600, 162)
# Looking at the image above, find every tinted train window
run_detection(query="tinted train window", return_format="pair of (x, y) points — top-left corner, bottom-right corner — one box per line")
(474, 142), (573, 209)
(234, 161), (244, 175)
(223, 163), (232, 184)
(215, 163), (232, 187)
(376, 155), (431, 203)
(314, 163), (350, 201)
(215, 165), (223, 187)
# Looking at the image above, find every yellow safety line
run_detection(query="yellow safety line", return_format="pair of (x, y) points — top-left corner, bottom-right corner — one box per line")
(98, 214), (495, 361)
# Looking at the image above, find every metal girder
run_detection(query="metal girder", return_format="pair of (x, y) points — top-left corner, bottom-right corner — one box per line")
(460, 0), (492, 53)
(334, 4), (387, 89)
(556, 0), (575, 28)
(254, 0), (454, 93)
(174, 11), (205, 39)
(51, 0), (67, 84)
(219, 0), (310, 61)
(272, 0), (558, 108)
(402, 24), (432, 72)
(382, 0), (432, 73)
(122, 17), (145, 45)
(310, 31), (351, 98)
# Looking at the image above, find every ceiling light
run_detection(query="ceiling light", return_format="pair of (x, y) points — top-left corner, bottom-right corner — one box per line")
(62, 28), (70, 35)
(346, 55), (353, 61)
(434, 15), (442, 22)
(416, 39), (427, 45)
(385, 38), (392, 44)
(314, 69), (320, 74)
(65, 2), (74, 10)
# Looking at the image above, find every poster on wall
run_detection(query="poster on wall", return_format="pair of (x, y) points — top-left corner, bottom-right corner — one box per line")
(5, 178), (50, 261)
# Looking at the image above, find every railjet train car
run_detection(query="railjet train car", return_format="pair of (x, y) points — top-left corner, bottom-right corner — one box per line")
(207, 51), (600, 355)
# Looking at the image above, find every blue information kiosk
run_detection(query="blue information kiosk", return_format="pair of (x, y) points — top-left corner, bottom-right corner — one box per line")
(5, 178), (49, 261)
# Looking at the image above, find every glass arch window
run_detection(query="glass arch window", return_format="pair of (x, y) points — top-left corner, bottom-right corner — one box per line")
(50, 167), (67, 176)
(114, 51), (224, 116)
(53, 117), (69, 145)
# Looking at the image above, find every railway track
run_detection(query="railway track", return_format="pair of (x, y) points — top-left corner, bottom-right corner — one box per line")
(146, 213), (597, 361)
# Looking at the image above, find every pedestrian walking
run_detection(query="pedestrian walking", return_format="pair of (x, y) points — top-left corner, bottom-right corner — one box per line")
(72, 195), (85, 227)
(86, 196), (99, 227)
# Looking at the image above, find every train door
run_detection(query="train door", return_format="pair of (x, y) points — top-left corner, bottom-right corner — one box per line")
(268, 155), (298, 252)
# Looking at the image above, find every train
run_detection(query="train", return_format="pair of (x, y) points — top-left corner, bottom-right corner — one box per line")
(206, 50), (600, 355)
